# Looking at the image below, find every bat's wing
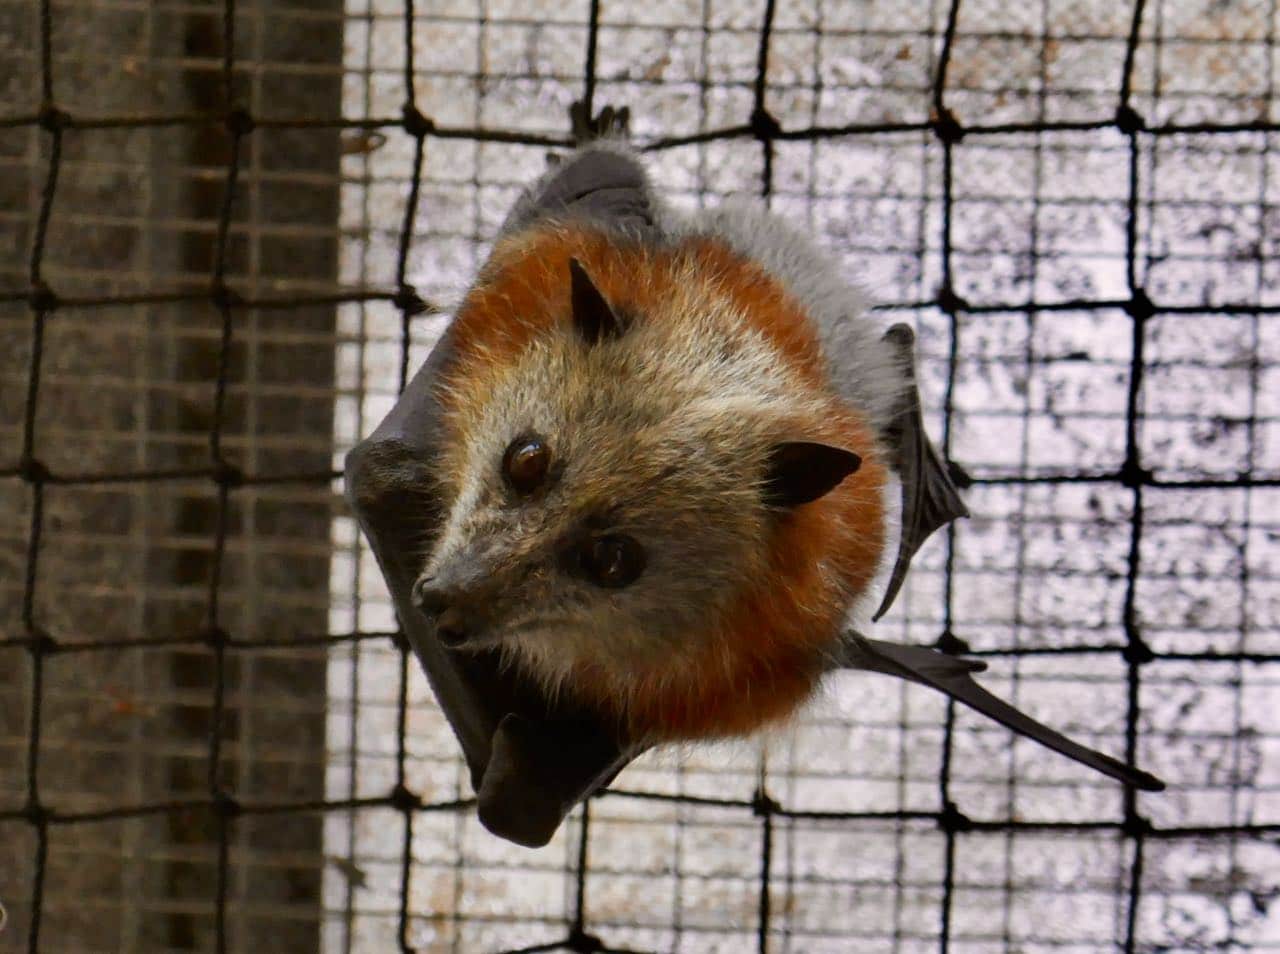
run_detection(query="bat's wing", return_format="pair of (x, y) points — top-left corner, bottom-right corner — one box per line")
(344, 332), (640, 847)
(344, 102), (649, 848)
(840, 633), (1165, 791)
(872, 323), (970, 621)
(852, 327), (1162, 791)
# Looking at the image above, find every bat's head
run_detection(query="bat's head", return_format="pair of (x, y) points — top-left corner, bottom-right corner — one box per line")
(413, 228), (887, 736)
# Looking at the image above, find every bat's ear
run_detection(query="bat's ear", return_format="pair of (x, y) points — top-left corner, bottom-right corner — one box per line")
(569, 258), (627, 344)
(763, 441), (861, 508)
(872, 323), (970, 620)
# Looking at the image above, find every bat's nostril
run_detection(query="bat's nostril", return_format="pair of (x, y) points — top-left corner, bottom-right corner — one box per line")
(412, 577), (475, 647)
(412, 576), (447, 617)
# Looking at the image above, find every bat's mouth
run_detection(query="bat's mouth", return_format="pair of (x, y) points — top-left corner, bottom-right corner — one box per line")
(433, 607), (470, 648)
(437, 615), (566, 652)
(435, 621), (506, 652)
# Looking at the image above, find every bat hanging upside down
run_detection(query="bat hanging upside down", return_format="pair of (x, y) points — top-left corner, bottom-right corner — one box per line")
(391, 103), (1162, 809)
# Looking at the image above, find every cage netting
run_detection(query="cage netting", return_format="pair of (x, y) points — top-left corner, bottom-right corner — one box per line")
(1, 0), (1278, 952)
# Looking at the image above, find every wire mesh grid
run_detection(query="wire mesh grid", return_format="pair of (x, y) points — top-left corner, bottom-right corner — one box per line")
(1, 0), (1278, 951)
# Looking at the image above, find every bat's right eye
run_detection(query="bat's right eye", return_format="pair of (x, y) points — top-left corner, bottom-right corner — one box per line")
(502, 435), (550, 495)
(580, 534), (645, 588)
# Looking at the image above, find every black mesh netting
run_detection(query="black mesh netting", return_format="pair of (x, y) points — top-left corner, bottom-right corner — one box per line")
(1, 0), (1278, 951)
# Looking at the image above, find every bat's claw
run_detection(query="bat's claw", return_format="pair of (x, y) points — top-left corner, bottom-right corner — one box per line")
(569, 100), (631, 145)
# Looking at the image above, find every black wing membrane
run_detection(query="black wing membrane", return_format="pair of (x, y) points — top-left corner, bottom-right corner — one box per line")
(873, 323), (970, 621)
(841, 633), (1165, 791)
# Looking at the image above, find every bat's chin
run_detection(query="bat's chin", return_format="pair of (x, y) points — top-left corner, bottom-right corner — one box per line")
(505, 621), (609, 663)
(440, 618), (571, 655)
(447, 618), (667, 693)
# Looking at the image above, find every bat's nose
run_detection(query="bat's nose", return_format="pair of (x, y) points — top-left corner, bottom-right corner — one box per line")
(412, 576), (479, 648)
(411, 575), (447, 616)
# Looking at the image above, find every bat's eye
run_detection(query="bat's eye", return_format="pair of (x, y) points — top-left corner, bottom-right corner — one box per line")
(582, 534), (645, 588)
(503, 435), (549, 494)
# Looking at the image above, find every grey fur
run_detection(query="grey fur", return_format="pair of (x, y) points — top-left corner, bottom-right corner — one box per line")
(680, 204), (909, 434)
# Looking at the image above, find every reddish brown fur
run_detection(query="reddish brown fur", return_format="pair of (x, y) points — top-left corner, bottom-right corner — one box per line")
(444, 223), (886, 743)
(621, 409), (885, 741)
(446, 227), (830, 390)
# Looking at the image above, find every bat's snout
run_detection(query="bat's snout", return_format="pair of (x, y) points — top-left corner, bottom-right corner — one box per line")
(411, 574), (446, 615)
(412, 574), (496, 650)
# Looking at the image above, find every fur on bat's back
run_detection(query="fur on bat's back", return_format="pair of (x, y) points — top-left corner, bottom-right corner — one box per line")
(432, 219), (892, 742)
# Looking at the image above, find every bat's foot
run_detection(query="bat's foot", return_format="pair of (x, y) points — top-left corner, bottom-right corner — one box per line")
(569, 100), (631, 145)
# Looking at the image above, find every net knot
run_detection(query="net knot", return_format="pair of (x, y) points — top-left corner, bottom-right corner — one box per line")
(389, 783), (421, 813)
(1122, 638), (1154, 666)
(394, 285), (430, 316)
(225, 108), (255, 136)
(939, 801), (972, 833)
(1122, 813), (1152, 838)
(1117, 458), (1151, 490)
(567, 930), (604, 952)
(212, 460), (244, 488)
(29, 628), (59, 656)
(401, 105), (434, 139)
(24, 800), (50, 827)
(936, 284), (970, 314)
(213, 791), (242, 819)
(931, 106), (964, 144)
(1124, 290), (1155, 322)
(38, 105), (70, 131)
(1114, 105), (1146, 134)
(17, 457), (50, 484)
(750, 107), (781, 141)
(751, 790), (780, 817)
(29, 282), (58, 313)
(210, 282), (242, 311)
(202, 625), (231, 650)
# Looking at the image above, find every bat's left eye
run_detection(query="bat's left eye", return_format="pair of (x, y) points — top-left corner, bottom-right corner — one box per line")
(581, 534), (645, 588)
(503, 435), (550, 495)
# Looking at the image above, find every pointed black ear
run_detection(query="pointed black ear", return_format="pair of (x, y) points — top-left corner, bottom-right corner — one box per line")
(763, 441), (862, 508)
(569, 258), (627, 344)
